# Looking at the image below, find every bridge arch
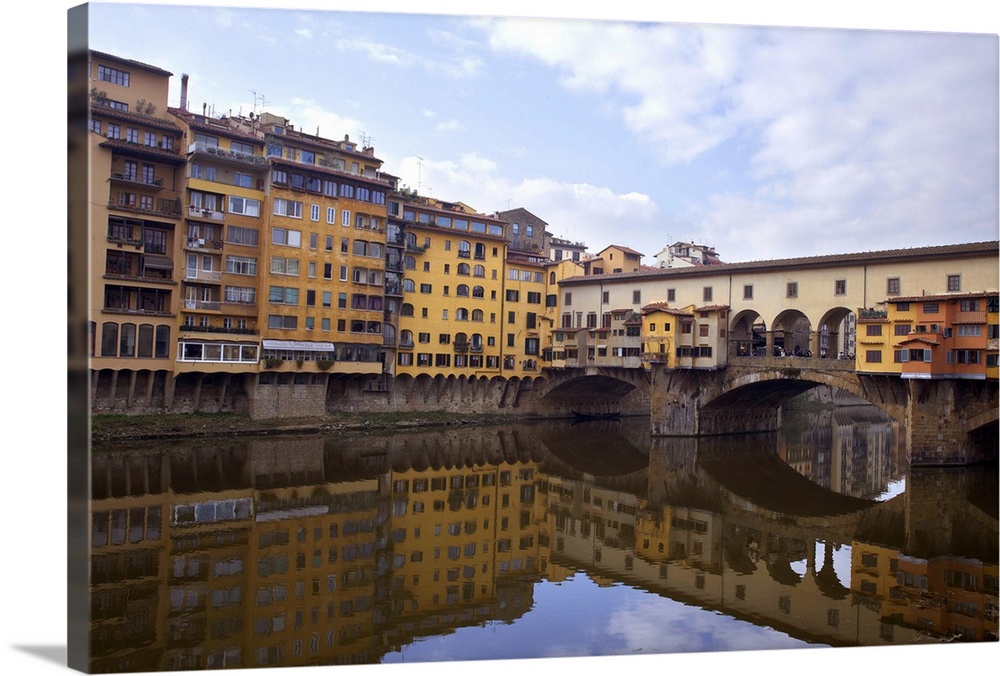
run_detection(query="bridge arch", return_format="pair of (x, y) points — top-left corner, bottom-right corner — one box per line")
(770, 309), (812, 356)
(719, 368), (869, 406)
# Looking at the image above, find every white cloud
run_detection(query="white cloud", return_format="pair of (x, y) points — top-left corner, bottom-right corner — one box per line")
(434, 119), (464, 133)
(478, 18), (998, 259)
(271, 97), (365, 141)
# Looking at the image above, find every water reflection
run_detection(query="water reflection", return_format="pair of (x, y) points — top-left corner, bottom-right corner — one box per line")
(88, 409), (998, 672)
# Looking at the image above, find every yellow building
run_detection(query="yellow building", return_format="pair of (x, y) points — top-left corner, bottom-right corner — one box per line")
(502, 252), (549, 376)
(168, 105), (268, 376)
(244, 115), (390, 376)
(582, 245), (644, 275)
(640, 303), (729, 369)
(390, 195), (508, 378)
(88, 51), (186, 386)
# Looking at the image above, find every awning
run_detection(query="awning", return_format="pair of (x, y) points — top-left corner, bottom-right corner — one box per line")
(262, 339), (336, 352)
(143, 254), (173, 269)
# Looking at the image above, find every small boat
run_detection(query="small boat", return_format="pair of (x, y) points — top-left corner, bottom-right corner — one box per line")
(571, 410), (621, 421)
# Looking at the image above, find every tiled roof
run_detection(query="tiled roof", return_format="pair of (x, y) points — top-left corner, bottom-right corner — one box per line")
(889, 291), (999, 303)
(894, 336), (941, 347)
(89, 49), (174, 76)
(91, 104), (182, 133)
(169, 108), (264, 144)
(561, 241), (999, 285)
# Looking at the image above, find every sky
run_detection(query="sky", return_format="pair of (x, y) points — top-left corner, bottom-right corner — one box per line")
(79, 1), (1000, 266)
(1, 3), (998, 676)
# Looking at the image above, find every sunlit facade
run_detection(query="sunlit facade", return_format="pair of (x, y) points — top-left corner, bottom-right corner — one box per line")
(856, 292), (999, 380)
(88, 51), (185, 374)
(169, 106), (268, 374)
(390, 195), (509, 378)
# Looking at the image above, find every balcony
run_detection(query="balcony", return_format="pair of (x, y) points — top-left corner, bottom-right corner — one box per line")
(454, 343), (469, 354)
(184, 237), (223, 251)
(955, 310), (987, 325)
(187, 141), (270, 168)
(187, 206), (225, 221)
(185, 268), (223, 283)
(110, 172), (166, 190)
(183, 299), (222, 311)
(108, 197), (182, 218)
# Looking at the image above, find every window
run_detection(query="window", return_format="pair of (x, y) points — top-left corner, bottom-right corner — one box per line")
(268, 286), (299, 305)
(270, 257), (300, 276)
(703, 287), (713, 302)
(271, 228), (301, 247)
(866, 325), (883, 336)
(98, 64), (130, 86)
(787, 282), (798, 298)
(225, 286), (256, 304)
(887, 277), (901, 295)
(564, 292), (572, 306)
(310, 204), (320, 221)
(835, 280), (847, 295)
(743, 285), (753, 300)
(633, 290), (641, 304)
(866, 350), (882, 363)
(228, 196), (261, 217)
(267, 315), (298, 330)
(225, 255), (257, 276)
(273, 198), (302, 218)
(947, 274), (961, 292)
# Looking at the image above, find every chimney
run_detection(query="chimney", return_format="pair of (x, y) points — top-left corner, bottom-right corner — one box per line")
(180, 73), (189, 110)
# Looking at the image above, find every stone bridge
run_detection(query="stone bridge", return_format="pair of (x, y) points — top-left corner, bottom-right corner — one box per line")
(530, 358), (998, 466)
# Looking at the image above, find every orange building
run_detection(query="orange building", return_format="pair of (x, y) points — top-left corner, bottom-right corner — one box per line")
(890, 292), (998, 380)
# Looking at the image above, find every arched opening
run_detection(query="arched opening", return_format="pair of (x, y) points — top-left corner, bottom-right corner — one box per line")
(729, 309), (766, 357)
(772, 309), (812, 357)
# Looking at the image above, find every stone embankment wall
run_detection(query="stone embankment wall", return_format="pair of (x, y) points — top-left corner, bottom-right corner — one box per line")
(89, 369), (652, 420)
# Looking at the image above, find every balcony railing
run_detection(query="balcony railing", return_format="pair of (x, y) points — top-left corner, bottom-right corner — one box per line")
(955, 310), (987, 325)
(109, 198), (182, 218)
(185, 269), (223, 282)
(187, 141), (270, 167)
(184, 299), (222, 311)
(110, 172), (165, 189)
(184, 237), (223, 251)
(188, 206), (225, 221)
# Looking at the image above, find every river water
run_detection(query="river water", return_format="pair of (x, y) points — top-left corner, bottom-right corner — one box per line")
(86, 402), (998, 673)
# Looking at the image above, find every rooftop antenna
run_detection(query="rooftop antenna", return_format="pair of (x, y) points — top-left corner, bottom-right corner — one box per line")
(249, 89), (268, 116)
(415, 156), (424, 193)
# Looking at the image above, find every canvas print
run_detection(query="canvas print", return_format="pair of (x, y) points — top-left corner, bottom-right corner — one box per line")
(65, 2), (998, 675)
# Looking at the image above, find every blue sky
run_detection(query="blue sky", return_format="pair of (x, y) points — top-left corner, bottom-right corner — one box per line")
(80, 1), (999, 265)
(1, 4), (998, 675)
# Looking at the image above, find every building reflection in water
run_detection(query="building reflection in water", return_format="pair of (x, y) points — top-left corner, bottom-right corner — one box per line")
(88, 412), (998, 672)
